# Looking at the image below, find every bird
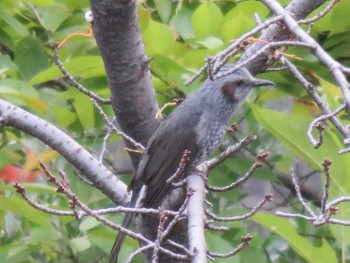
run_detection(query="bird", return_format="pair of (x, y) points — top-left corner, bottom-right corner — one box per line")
(109, 66), (274, 262)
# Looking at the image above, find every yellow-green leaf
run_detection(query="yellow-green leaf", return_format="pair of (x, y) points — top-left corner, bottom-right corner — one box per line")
(30, 56), (105, 85)
(192, 2), (223, 38)
(253, 213), (337, 263)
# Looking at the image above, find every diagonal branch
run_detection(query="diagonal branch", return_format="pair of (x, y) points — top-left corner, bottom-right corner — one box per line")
(261, 0), (350, 111)
(241, 0), (327, 74)
(0, 99), (129, 205)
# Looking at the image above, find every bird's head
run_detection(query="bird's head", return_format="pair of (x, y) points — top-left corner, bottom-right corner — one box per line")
(219, 67), (274, 103)
(199, 66), (274, 106)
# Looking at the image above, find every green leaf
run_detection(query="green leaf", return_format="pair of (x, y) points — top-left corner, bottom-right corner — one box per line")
(30, 227), (60, 242)
(252, 213), (337, 263)
(0, 55), (18, 72)
(318, 77), (343, 109)
(251, 105), (336, 170)
(51, 106), (77, 127)
(251, 104), (350, 191)
(0, 10), (29, 36)
(138, 6), (151, 31)
(79, 217), (100, 231)
(143, 20), (174, 55)
(0, 196), (51, 227)
(221, 11), (246, 41)
(21, 0), (56, 6)
(251, 105), (350, 247)
(70, 237), (91, 253)
(0, 183), (59, 195)
(174, 7), (195, 40)
(330, 0), (350, 35)
(151, 54), (193, 90)
(30, 56), (105, 85)
(41, 8), (70, 32)
(74, 95), (95, 129)
(89, 224), (137, 261)
(0, 79), (47, 113)
(89, 227), (115, 255)
(183, 49), (214, 70)
(154, 0), (172, 24)
(0, 150), (18, 168)
(14, 36), (49, 81)
(192, 2), (223, 38)
(0, 243), (30, 262)
(221, 1), (269, 41)
(196, 36), (224, 50)
(311, 2), (332, 32)
(322, 32), (350, 60)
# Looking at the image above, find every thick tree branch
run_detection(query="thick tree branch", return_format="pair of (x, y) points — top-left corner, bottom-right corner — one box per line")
(187, 167), (207, 263)
(90, 0), (160, 168)
(241, 0), (327, 74)
(262, 0), (350, 111)
(0, 99), (129, 205)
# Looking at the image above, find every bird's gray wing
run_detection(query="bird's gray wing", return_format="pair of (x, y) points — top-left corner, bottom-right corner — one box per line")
(109, 111), (201, 263)
(135, 106), (202, 208)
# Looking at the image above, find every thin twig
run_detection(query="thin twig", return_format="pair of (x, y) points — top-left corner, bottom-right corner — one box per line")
(281, 58), (350, 149)
(289, 168), (317, 217)
(275, 211), (314, 221)
(214, 41), (315, 80)
(320, 159), (332, 213)
(206, 194), (272, 222)
(265, 66), (288, 72)
(91, 99), (145, 151)
(206, 135), (257, 170)
(205, 222), (229, 232)
(13, 183), (73, 216)
(208, 234), (252, 258)
(185, 15), (283, 85)
(307, 104), (346, 148)
(38, 162), (188, 260)
(155, 98), (184, 119)
(211, 16), (284, 75)
(51, 45), (110, 104)
(207, 152), (268, 192)
(161, 190), (192, 240)
(152, 209), (168, 263)
(13, 180), (179, 217)
(99, 120), (114, 162)
(326, 197), (350, 210)
(166, 240), (194, 257)
(298, 0), (340, 24)
(167, 150), (191, 184)
(262, 0), (350, 123)
(126, 244), (153, 263)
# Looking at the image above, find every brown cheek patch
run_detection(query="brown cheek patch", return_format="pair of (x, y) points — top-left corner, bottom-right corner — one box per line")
(221, 82), (237, 99)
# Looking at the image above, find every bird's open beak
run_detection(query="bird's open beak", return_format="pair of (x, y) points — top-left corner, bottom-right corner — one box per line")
(253, 78), (275, 87)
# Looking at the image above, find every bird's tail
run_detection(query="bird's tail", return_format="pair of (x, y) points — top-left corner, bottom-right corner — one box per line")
(109, 183), (146, 262)
(108, 212), (134, 263)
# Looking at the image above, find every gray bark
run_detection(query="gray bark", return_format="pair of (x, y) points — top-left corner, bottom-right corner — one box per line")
(90, 0), (160, 169)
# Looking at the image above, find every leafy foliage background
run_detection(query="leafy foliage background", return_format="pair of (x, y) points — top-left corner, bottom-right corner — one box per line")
(1, 0), (350, 262)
